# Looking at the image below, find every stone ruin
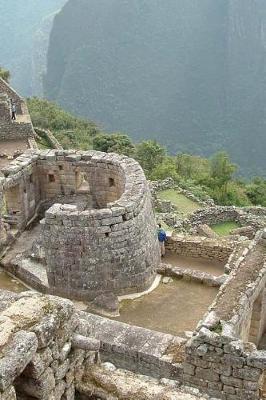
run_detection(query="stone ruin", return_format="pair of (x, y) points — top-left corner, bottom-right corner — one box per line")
(0, 78), (35, 142)
(151, 178), (266, 239)
(0, 289), (100, 400)
(0, 149), (160, 308)
(0, 82), (266, 400)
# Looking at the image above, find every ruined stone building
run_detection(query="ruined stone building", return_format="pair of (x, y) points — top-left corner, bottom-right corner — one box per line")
(0, 150), (160, 307)
(0, 78), (35, 144)
(0, 81), (266, 400)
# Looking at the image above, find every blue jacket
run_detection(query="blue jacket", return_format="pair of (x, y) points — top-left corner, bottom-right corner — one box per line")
(158, 228), (166, 242)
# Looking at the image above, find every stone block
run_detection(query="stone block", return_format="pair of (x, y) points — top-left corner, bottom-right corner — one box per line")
(232, 366), (261, 382)
(221, 375), (243, 388)
(0, 331), (38, 391)
(0, 385), (17, 400)
(22, 348), (53, 379)
(195, 366), (219, 382)
(15, 367), (55, 399)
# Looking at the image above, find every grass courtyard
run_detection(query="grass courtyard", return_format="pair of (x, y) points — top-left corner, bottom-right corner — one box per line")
(157, 189), (200, 216)
(211, 221), (240, 236)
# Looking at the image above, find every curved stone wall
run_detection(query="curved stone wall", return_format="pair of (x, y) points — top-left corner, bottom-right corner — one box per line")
(40, 151), (160, 301)
(0, 150), (160, 301)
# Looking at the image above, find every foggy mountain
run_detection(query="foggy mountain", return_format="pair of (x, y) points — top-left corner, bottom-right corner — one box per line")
(44, 0), (266, 177)
(0, 0), (67, 96)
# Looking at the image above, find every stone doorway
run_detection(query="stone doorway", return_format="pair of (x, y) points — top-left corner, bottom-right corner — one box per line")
(249, 289), (266, 348)
(3, 184), (22, 228)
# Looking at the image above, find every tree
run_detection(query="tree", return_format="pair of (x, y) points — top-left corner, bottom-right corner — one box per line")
(27, 97), (99, 150)
(175, 153), (210, 181)
(246, 177), (266, 206)
(135, 140), (166, 178)
(210, 152), (237, 202)
(93, 133), (135, 157)
(0, 67), (10, 83)
(150, 157), (180, 181)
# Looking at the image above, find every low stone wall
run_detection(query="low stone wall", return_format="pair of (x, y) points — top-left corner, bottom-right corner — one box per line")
(186, 206), (266, 234)
(35, 127), (63, 150)
(0, 120), (34, 141)
(183, 230), (266, 400)
(0, 290), (100, 400)
(166, 235), (234, 263)
(3, 257), (49, 294)
(80, 312), (184, 380)
(187, 206), (240, 227)
(158, 263), (226, 287)
(183, 328), (266, 399)
(150, 178), (214, 207)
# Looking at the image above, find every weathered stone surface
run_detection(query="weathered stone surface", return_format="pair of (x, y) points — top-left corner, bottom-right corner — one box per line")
(1, 149), (160, 308)
(0, 331), (38, 391)
(22, 348), (53, 379)
(72, 335), (100, 352)
(16, 366), (55, 399)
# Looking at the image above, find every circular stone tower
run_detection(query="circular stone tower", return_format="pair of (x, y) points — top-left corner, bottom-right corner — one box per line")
(42, 150), (160, 302)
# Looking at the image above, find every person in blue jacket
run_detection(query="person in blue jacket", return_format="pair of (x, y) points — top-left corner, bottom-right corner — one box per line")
(157, 223), (167, 257)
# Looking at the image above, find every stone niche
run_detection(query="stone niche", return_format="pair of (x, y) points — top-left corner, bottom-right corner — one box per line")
(0, 149), (159, 304)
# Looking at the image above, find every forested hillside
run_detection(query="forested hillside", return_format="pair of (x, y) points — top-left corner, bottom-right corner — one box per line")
(0, 0), (66, 96)
(45, 0), (266, 177)
(27, 98), (266, 208)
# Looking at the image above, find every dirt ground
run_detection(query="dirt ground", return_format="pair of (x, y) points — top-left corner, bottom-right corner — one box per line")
(0, 139), (29, 167)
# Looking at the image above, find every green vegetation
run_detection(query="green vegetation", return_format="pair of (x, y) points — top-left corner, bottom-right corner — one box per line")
(0, 67), (10, 83)
(211, 222), (240, 236)
(0, 0), (66, 96)
(210, 322), (222, 334)
(246, 178), (266, 207)
(27, 98), (99, 150)
(93, 133), (135, 156)
(44, 0), (266, 177)
(36, 135), (51, 150)
(27, 97), (266, 209)
(158, 190), (200, 215)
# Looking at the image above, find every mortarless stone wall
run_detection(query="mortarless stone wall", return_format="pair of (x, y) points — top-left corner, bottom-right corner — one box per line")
(41, 150), (160, 300)
(166, 235), (234, 263)
(0, 78), (34, 141)
(0, 289), (100, 400)
(186, 206), (266, 233)
(183, 230), (266, 400)
(0, 149), (160, 302)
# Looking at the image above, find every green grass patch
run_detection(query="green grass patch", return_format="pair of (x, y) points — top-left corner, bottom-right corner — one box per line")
(158, 189), (200, 215)
(211, 221), (240, 236)
(36, 135), (51, 149)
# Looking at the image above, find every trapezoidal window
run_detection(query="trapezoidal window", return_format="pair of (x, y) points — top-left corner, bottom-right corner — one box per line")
(109, 177), (115, 187)
(48, 174), (55, 183)
(76, 171), (90, 193)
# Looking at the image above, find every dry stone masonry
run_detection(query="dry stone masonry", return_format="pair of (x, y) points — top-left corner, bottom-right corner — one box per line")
(0, 149), (160, 305)
(0, 78), (34, 141)
(1, 83), (266, 400)
(0, 289), (100, 400)
(183, 230), (266, 399)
